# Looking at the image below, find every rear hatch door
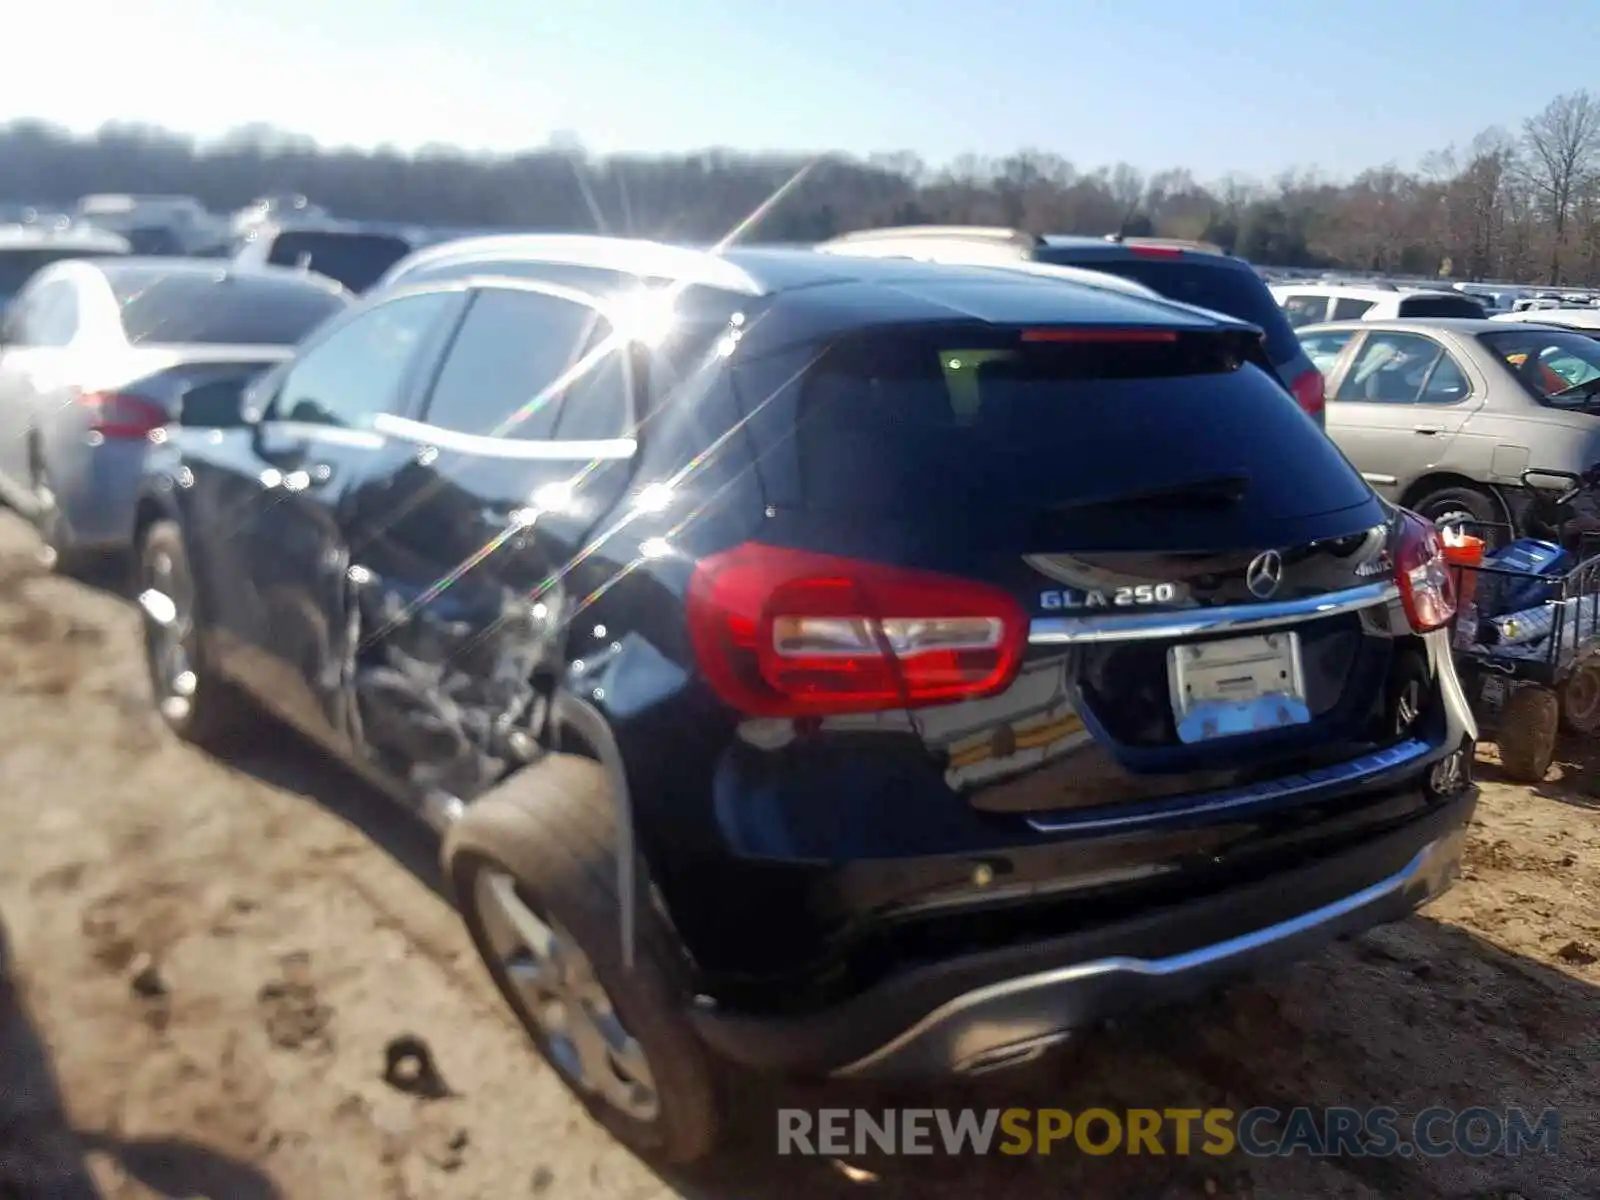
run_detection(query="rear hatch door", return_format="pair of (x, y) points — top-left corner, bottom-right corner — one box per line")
(746, 319), (1402, 814)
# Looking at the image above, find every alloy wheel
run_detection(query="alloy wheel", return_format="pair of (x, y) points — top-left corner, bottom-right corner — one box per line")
(473, 870), (659, 1122)
(138, 546), (199, 725)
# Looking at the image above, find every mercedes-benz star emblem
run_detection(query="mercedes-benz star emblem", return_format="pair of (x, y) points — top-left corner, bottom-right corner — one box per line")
(1245, 550), (1284, 600)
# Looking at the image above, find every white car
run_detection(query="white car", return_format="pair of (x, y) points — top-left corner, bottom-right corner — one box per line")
(1271, 283), (1486, 328)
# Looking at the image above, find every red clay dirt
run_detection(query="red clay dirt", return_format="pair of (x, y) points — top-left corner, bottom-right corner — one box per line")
(0, 512), (1594, 1199)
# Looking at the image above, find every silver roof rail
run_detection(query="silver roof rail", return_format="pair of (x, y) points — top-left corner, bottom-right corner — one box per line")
(380, 234), (767, 296)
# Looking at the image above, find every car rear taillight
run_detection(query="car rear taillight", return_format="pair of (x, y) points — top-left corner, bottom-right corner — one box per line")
(79, 392), (169, 439)
(1394, 509), (1457, 632)
(686, 543), (1029, 717)
(1128, 245), (1183, 258)
(1289, 368), (1325, 418)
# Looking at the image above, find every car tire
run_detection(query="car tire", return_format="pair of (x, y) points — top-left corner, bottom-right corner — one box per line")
(445, 754), (722, 1165)
(1411, 485), (1502, 541)
(137, 520), (260, 749)
(1497, 684), (1559, 782)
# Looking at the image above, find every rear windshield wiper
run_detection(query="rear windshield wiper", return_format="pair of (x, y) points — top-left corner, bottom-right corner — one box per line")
(1046, 473), (1251, 515)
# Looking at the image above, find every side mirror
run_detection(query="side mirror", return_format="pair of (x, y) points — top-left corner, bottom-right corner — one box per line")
(176, 379), (254, 430)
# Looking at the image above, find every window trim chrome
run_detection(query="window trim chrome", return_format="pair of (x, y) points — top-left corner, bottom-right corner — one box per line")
(1028, 580), (1400, 645)
(372, 412), (636, 461)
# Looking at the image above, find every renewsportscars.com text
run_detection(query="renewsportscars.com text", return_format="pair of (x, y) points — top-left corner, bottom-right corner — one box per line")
(777, 1107), (1561, 1159)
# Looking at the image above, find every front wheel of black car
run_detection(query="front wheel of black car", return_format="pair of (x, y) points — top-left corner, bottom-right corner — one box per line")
(445, 755), (722, 1165)
(137, 520), (259, 749)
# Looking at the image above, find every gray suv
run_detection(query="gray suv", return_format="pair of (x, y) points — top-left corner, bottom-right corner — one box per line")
(817, 226), (1326, 426)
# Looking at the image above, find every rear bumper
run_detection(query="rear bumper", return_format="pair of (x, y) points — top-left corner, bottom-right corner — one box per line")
(50, 440), (146, 552)
(688, 781), (1476, 1079)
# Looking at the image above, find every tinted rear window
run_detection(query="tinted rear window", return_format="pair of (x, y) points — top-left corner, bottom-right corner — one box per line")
(0, 249), (106, 297)
(1036, 251), (1301, 365)
(789, 329), (1372, 547)
(265, 231), (414, 293)
(1397, 294), (1485, 319)
(110, 271), (348, 345)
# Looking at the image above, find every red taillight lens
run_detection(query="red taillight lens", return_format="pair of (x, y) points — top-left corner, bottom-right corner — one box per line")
(1290, 368), (1325, 418)
(79, 391), (169, 439)
(1394, 509), (1457, 632)
(1128, 245), (1183, 258)
(686, 543), (1029, 717)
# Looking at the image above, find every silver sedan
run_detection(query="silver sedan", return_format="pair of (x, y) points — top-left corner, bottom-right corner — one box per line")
(1296, 316), (1600, 531)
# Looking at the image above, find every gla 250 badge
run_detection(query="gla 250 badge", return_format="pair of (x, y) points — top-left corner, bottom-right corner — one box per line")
(1040, 582), (1181, 611)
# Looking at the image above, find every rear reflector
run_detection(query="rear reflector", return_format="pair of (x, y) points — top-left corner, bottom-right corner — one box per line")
(1290, 368), (1326, 418)
(1020, 328), (1178, 344)
(686, 543), (1028, 717)
(79, 391), (169, 439)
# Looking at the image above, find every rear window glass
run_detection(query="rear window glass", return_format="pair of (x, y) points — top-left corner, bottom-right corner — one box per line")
(1480, 329), (1600, 407)
(110, 271), (349, 345)
(265, 231), (414, 293)
(1035, 251), (1302, 365)
(789, 330), (1372, 546)
(1397, 294), (1485, 319)
(0, 249), (106, 299)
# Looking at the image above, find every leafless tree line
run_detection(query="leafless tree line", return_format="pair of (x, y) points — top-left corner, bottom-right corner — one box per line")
(4, 89), (1599, 284)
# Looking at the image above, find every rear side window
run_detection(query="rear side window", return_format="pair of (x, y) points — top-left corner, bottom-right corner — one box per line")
(788, 329), (1372, 544)
(1397, 294), (1485, 319)
(422, 286), (627, 441)
(1280, 294), (1328, 328)
(111, 273), (349, 345)
(265, 231), (414, 293)
(1332, 297), (1376, 320)
(1037, 251), (1303, 365)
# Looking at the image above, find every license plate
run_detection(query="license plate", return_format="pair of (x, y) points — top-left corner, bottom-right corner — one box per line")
(1168, 631), (1311, 744)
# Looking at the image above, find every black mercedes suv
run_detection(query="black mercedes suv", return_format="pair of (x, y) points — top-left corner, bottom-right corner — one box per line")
(132, 235), (1478, 1163)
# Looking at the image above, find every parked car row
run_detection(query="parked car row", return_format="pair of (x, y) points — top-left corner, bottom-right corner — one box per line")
(89, 231), (1480, 1164)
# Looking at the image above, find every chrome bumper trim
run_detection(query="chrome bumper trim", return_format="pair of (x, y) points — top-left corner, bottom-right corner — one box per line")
(1029, 582), (1400, 646)
(1026, 736), (1434, 834)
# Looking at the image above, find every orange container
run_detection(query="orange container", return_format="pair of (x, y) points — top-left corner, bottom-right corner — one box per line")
(1442, 533), (1485, 613)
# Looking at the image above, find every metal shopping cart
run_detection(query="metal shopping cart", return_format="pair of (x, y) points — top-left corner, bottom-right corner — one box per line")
(1446, 468), (1600, 781)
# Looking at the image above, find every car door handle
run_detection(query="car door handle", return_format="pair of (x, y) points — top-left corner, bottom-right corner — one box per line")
(1413, 425), (1446, 436)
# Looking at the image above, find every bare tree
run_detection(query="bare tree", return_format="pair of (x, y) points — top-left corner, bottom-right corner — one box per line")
(1520, 90), (1600, 282)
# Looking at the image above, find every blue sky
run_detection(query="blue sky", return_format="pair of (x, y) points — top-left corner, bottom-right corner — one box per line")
(9, 0), (1600, 181)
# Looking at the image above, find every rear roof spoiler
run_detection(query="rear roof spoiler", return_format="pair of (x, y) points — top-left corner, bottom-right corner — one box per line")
(1106, 235), (1226, 256)
(819, 225), (1044, 252)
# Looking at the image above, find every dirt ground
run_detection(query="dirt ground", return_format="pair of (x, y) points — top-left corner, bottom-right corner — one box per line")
(0, 512), (1594, 1200)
